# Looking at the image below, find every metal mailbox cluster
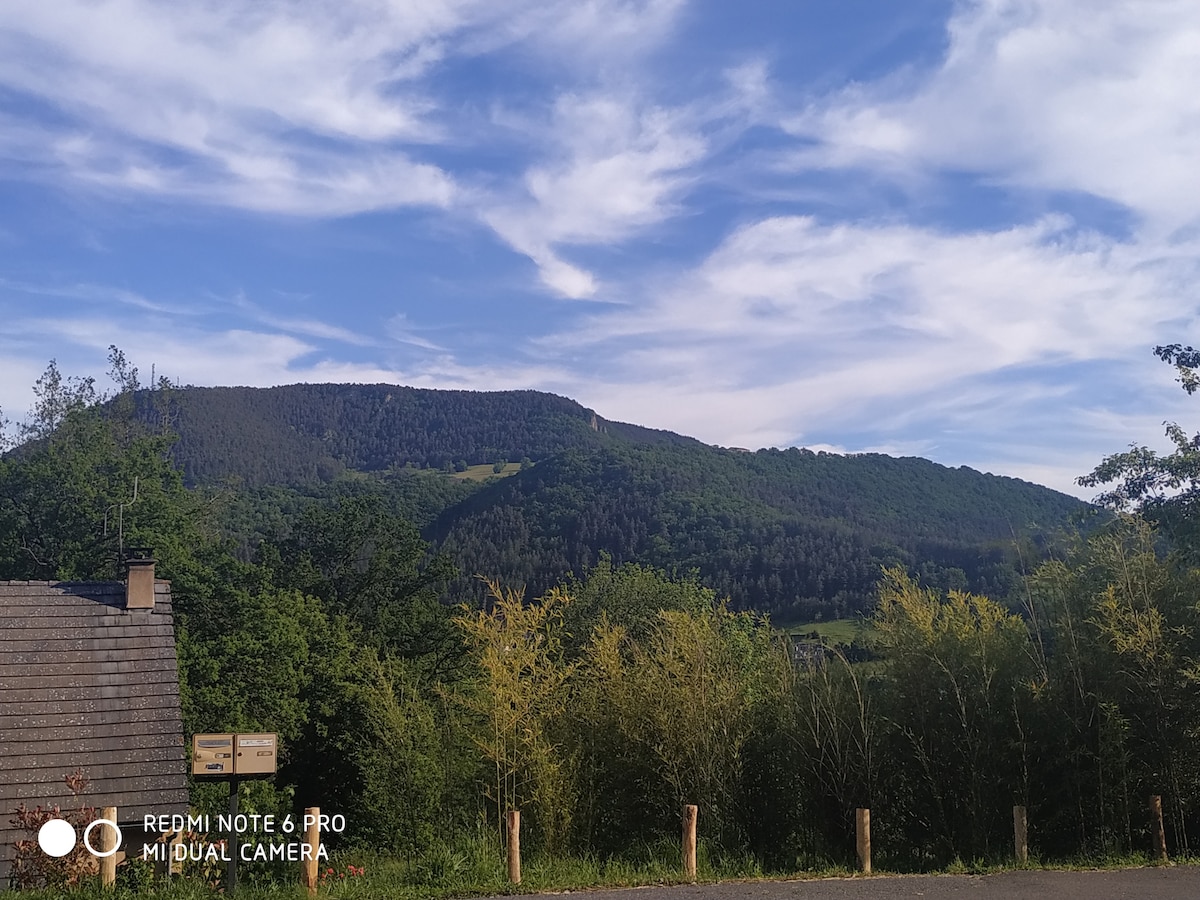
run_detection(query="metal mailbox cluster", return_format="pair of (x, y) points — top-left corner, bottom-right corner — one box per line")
(191, 733), (278, 777)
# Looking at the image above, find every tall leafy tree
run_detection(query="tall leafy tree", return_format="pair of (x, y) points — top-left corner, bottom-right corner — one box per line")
(0, 352), (202, 581)
(1027, 518), (1200, 855)
(1080, 344), (1200, 554)
(260, 493), (460, 678)
(582, 603), (779, 847)
(454, 580), (578, 852)
(871, 569), (1036, 862)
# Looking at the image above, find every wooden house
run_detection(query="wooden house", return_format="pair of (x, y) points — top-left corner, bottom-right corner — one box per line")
(0, 560), (188, 881)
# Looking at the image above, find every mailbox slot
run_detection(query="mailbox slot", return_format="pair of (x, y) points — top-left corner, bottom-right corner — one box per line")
(192, 734), (233, 776)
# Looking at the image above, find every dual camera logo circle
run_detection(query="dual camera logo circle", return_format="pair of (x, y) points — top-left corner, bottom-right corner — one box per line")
(37, 818), (122, 858)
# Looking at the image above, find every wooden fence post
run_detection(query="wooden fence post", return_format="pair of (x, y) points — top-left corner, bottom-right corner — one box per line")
(507, 810), (521, 884)
(1150, 795), (1168, 863)
(98, 806), (118, 888)
(855, 808), (871, 874)
(1013, 805), (1028, 864)
(301, 807), (320, 895)
(682, 805), (698, 881)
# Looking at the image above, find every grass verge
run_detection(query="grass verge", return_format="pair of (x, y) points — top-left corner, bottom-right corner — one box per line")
(9, 846), (1188, 899)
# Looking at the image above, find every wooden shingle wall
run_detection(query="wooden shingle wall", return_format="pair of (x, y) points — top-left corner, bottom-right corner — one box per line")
(0, 581), (188, 879)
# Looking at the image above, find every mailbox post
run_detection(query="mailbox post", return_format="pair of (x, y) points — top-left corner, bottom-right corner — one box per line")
(226, 778), (239, 894)
(191, 733), (279, 895)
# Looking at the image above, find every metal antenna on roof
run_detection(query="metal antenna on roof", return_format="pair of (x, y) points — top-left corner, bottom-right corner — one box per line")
(103, 476), (140, 560)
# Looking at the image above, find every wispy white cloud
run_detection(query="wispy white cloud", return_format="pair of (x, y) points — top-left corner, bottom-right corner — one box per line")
(0, 0), (474, 212)
(257, 316), (381, 348)
(469, 0), (686, 66)
(784, 0), (1200, 233)
(482, 92), (707, 297)
(0, 0), (695, 221)
(474, 50), (776, 299)
(0, 279), (183, 314)
(0, 0), (722, 294)
(0, 1), (455, 141)
(386, 314), (443, 351)
(558, 215), (1192, 367)
(209, 289), (384, 348)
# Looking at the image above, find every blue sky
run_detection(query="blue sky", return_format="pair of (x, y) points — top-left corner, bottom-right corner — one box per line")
(2, 0), (1198, 498)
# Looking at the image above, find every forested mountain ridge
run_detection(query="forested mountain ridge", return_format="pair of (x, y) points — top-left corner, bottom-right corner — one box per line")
(429, 442), (1088, 619)
(128, 382), (1088, 619)
(143, 383), (699, 486)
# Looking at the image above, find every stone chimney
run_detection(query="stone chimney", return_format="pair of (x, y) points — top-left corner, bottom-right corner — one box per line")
(125, 554), (156, 610)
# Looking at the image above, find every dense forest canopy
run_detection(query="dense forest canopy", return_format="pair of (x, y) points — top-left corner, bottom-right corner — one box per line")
(84, 380), (1090, 621)
(136, 383), (698, 487)
(429, 441), (1085, 618)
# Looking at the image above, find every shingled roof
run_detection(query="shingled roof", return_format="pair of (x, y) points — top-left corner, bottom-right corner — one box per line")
(0, 576), (188, 878)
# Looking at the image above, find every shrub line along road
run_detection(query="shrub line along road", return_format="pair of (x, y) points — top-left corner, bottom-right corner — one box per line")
(494, 867), (1200, 900)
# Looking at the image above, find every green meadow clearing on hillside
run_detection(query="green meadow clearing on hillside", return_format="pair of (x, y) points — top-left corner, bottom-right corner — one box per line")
(409, 462), (524, 481)
(448, 462), (523, 481)
(785, 617), (870, 645)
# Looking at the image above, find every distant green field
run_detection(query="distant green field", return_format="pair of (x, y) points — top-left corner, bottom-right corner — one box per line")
(784, 617), (869, 645)
(448, 462), (523, 481)
(409, 462), (525, 481)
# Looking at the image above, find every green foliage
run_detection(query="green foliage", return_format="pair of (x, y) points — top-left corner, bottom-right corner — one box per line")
(17, 352), (1200, 881)
(1079, 344), (1200, 556)
(147, 383), (696, 488)
(0, 355), (466, 864)
(580, 604), (780, 847)
(179, 583), (347, 741)
(0, 359), (202, 582)
(100, 381), (1081, 622)
(435, 443), (1082, 621)
(453, 580), (578, 852)
(259, 493), (460, 678)
(560, 556), (717, 654)
(871, 569), (1037, 863)
(299, 654), (450, 856)
(778, 645), (877, 865)
(1026, 518), (1200, 856)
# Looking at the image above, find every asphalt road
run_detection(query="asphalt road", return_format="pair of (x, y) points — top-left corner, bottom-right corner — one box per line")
(514, 867), (1200, 900)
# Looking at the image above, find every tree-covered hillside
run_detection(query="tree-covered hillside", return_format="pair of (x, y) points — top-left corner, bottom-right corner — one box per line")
(429, 442), (1087, 619)
(117, 383), (1089, 621)
(144, 383), (698, 486)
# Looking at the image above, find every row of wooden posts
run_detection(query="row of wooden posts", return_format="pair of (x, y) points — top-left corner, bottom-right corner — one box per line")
(855, 797), (1172, 875)
(93, 795), (1174, 891)
(503, 794), (1174, 883)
